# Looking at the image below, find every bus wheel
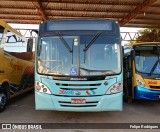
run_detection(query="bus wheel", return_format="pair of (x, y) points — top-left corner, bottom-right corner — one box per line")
(0, 92), (7, 112)
(123, 86), (132, 103)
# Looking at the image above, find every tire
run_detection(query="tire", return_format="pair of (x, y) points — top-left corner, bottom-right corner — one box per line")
(0, 83), (10, 113)
(0, 92), (7, 112)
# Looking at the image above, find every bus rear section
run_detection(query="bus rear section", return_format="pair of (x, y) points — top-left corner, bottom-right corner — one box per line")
(123, 43), (160, 101)
(0, 20), (34, 112)
(35, 19), (123, 111)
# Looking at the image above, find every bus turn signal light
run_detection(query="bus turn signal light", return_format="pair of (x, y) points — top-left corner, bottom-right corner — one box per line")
(106, 82), (123, 94)
(136, 78), (147, 88)
(35, 81), (51, 94)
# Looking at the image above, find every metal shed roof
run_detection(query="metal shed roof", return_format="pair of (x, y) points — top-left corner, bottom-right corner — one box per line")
(0, 0), (160, 28)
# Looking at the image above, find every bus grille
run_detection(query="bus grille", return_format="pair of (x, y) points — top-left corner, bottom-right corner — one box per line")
(149, 86), (160, 89)
(59, 101), (98, 107)
(59, 88), (97, 90)
(56, 82), (101, 95)
(56, 83), (101, 86)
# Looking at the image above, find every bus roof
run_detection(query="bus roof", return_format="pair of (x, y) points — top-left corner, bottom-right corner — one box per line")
(44, 18), (118, 23)
(132, 42), (160, 47)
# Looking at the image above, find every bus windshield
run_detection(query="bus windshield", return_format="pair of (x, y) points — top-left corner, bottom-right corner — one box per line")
(135, 44), (160, 75)
(37, 31), (121, 76)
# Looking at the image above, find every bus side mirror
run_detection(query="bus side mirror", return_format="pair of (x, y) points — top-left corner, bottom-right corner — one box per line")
(27, 38), (33, 52)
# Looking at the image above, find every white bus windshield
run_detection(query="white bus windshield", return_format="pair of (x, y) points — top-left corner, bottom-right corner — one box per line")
(37, 32), (121, 76)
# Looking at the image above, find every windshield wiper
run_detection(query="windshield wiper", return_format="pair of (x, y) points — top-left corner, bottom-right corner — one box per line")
(83, 32), (101, 52)
(148, 45), (160, 76)
(83, 32), (101, 64)
(157, 45), (160, 62)
(58, 32), (72, 52)
(148, 61), (159, 76)
(80, 67), (115, 73)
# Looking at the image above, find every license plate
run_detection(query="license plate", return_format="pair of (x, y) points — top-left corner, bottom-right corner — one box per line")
(71, 99), (86, 104)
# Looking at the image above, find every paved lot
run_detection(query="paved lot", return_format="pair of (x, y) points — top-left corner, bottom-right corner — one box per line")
(0, 91), (160, 131)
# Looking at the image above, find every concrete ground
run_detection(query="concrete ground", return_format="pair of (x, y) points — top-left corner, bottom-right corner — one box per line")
(0, 91), (160, 132)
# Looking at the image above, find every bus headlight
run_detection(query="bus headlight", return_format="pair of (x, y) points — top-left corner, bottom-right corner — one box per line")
(136, 79), (146, 88)
(106, 82), (123, 94)
(35, 81), (51, 94)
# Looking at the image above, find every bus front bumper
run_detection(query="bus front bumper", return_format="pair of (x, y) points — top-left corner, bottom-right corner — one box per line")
(134, 86), (160, 100)
(35, 91), (123, 111)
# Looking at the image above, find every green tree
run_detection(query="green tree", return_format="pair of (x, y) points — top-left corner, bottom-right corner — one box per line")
(136, 28), (160, 42)
(127, 28), (160, 46)
(126, 41), (136, 46)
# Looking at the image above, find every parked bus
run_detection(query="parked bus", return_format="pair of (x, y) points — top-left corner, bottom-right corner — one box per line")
(0, 20), (34, 112)
(35, 19), (123, 111)
(123, 42), (160, 102)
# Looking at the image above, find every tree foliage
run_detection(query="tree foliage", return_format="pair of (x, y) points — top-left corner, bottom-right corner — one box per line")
(127, 28), (160, 46)
(136, 28), (160, 42)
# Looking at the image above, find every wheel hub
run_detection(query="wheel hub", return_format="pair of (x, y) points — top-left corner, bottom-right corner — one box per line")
(0, 94), (7, 106)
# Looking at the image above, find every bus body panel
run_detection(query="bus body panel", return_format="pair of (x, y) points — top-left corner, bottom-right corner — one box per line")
(35, 73), (123, 111)
(134, 86), (160, 100)
(40, 77), (117, 96)
(35, 91), (122, 111)
(0, 48), (34, 96)
(0, 54), (34, 95)
(133, 74), (160, 100)
(144, 79), (160, 90)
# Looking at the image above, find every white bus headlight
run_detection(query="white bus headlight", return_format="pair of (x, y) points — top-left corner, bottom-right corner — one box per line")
(106, 82), (123, 94)
(136, 78), (146, 88)
(35, 81), (51, 94)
